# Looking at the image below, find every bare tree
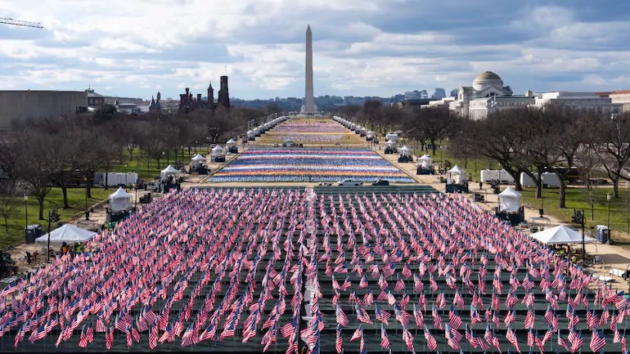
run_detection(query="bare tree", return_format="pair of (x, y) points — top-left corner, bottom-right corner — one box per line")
(415, 107), (458, 155)
(449, 119), (478, 170)
(453, 110), (530, 190)
(11, 130), (65, 220)
(575, 143), (600, 220)
(138, 122), (169, 172)
(554, 107), (587, 208)
(588, 112), (630, 198)
(0, 177), (18, 233)
(518, 107), (564, 199)
(122, 121), (142, 161)
(361, 100), (384, 133)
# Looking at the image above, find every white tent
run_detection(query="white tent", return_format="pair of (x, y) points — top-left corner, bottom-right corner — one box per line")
(418, 154), (433, 168)
(530, 225), (596, 245)
(399, 145), (411, 157)
(191, 154), (205, 168)
(386, 139), (396, 148)
(498, 186), (522, 213)
(446, 165), (466, 184)
(211, 145), (224, 157)
(109, 187), (133, 212)
(226, 139), (237, 148)
(161, 165), (179, 178)
(35, 224), (97, 244)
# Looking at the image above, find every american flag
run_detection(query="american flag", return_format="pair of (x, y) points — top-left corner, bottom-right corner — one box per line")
(590, 329), (606, 353)
(335, 324), (343, 353)
(506, 326), (520, 353)
(376, 305), (391, 325)
(445, 323), (460, 350)
(448, 305), (462, 330)
(402, 325), (415, 352)
(424, 325), (438, 351)
(380, 323), (390, 350)
(570, 329), (584, 352)
(558, 329), (570, 351)
(2, 187), (624, 353)
(350, 324), (363, 342)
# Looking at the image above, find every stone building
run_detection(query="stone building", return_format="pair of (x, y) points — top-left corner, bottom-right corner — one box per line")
(0, 90), (88, 130)
(609, 90), (630, 113)
(449, 71), (515, 117)
(149, 91), (162, 114)
(532, 91), (623, 115)
(85, 87), (104, 108)
(217, 76), (230, 109)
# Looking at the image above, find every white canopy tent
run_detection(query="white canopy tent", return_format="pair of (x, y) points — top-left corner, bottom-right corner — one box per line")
(530, 225), (596, 245)
(418, 154), (433, 168)
(399, 146), (411, 157)
(226, 139), (237, 148)
(161, 165), (179, 178)
(109, 187), (133, 212)
(498, 186), (522, 213)
(191, 154), (206, 168)
(211, 145), (224, 157)
(35, 224), (97, 244)
(446, 165), (466, 184)
(386, 139), (396, 148)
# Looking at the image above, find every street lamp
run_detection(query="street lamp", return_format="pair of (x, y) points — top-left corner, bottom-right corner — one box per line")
(23, 195), (28, 231)
(607, 192), (611, 244)
(124, 164), (128, 190)
(83, 185), (89, 223)
(47, 208), (60, 263)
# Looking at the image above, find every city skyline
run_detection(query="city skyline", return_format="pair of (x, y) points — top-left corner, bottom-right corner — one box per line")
(1, 0), (630, 100)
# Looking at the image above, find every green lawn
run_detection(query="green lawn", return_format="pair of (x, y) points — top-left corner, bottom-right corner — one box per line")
(111, 148), (202, 181)
(0, 188), (111, 249)
(413, 147), (489, 179)
(519, 186), (630, 246)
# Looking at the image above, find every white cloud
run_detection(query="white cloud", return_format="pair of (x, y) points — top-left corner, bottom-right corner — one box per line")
(0, 1), (629, 99)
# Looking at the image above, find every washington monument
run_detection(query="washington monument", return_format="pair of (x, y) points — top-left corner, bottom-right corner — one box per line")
(302, 25), (316, 113)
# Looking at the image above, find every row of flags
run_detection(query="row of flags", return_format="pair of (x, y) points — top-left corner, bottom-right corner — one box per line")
(0, 188), (627, 353)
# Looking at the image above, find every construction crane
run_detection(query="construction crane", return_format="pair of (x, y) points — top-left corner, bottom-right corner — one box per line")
(0, 17), (43, 29)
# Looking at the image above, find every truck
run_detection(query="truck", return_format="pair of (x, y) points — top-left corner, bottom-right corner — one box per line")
(520, 172), (561, 188)
(480, 170), (515, 184)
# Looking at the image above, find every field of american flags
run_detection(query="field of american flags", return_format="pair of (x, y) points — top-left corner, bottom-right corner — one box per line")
(0, 185), (629, 353)
(208, 148), (415, 183)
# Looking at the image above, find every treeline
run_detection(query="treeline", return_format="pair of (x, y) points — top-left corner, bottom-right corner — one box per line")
(337, 100), (630, 209)
(0, 105), (270, 220)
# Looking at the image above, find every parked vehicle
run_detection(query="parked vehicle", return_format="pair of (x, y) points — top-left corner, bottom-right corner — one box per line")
(318, 183), (333, 186)
(372, 179), (389, 186)
(337, 179), (363, 187)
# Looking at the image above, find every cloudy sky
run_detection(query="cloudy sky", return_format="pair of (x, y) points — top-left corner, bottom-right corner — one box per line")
(1, 0), (630, 100)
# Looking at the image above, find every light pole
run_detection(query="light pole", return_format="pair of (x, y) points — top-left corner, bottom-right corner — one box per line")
(124, 164), (128, 190)
(47, 208), (60, 263)
(23, 195), (28, 231)
(607, 192), (611, 244)
(85, 179), (89, 221)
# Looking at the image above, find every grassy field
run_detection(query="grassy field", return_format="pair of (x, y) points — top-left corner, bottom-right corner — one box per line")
(111, 148), (201, 181)
(518, 186), (630, 246)
(412, 146), (489, 179)
(0, 188), (112, 250)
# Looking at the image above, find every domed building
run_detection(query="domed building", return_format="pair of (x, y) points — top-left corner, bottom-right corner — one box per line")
(448, 71), (535, 119)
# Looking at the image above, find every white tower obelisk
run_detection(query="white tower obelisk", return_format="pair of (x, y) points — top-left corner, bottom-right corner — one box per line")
(302, 25), (316, 113)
